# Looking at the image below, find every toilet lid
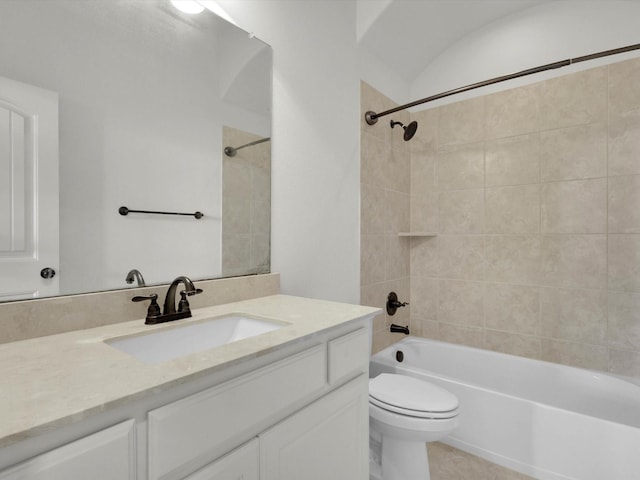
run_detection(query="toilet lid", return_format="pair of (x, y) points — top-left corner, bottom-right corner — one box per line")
(369, 374), (458, 418)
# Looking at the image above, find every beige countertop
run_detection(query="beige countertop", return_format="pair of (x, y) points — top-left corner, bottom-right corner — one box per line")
(0, 294), (380, 448)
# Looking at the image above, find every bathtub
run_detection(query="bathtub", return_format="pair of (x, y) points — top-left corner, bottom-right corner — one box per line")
(370, 337), (640, 480)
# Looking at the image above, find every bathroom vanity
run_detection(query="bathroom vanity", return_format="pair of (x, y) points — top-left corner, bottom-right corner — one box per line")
(0, 295), (379, 480)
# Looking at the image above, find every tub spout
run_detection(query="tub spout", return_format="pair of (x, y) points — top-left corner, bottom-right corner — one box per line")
(390, 324), (410, 335)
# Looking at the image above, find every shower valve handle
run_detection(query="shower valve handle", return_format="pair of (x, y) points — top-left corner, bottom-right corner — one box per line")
(386, 291), (409, 315)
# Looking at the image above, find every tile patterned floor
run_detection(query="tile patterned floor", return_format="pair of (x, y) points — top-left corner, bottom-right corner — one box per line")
(428, 442), (535, 480)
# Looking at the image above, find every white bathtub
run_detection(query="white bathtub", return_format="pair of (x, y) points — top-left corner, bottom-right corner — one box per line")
(370, 337), (640, 480)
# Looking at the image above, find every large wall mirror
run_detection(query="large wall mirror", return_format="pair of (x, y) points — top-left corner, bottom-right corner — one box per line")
(0, 0), (272, 302)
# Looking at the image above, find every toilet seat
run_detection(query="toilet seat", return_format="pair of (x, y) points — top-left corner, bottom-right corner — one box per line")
(369, 374), (458, 419)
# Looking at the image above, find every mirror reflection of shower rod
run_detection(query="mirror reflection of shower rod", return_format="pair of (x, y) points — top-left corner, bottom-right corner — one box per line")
(224, 137), (271, 157)
(365, 42), (640, 126)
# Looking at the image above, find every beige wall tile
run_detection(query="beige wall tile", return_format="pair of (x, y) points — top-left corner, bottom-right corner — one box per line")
(410, 316), (438, 339)
(541, 235), (607, 289)
(609, 174), (640, 233)
(410, 192), (439, 233)
(437, 142), (485, 191)
(541, 178), (607, 234)
(410, 275), (438, 320)
(385, 190), (410, 234)
(609, 348), (640, 378)
(360, 62), (640, 380)
(485, 283), (540, 335)
(485, 84), (539, 140)
(485, 330), (541, 359)
(608, 290), (640, 350)
(485, 184), (540, 234)
(437, 96), (484, 147)
(609, 114), (640, 176)
(222, 233), (251, 275)
(608, 234), (640, 292)
(411, 148), (438, 193)
(411, 107), (438, 149)
(437, 323), (484, 348)
(485, 235), (541, 285)
(361, 283), (392, 337)
(251, 234), (270, 272)
(438, 279), (484, 327)
(540, 123), (607, 181)
(540, 66), (607, 130)
(361, 130), (388, 188)
(438, 189), (485, 234)
(437, 235), (485, 280)
(609, 56), (640, 117)
(541, 338), (608, 371)
(386, 143), (411, 193)
(361, 183), (386, 234)
(541, 287), (607, 345)
(360, 80), (395, 144)
(410, 236), (439, 277)
(361, 234), (386, 285)
(386, 235), (410, 281)
(486, 134), (540, 187)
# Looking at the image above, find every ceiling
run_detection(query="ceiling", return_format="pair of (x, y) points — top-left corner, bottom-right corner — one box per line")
(357, 0), (554, 86)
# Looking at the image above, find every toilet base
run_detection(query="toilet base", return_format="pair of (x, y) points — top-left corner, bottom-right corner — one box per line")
(371, 435), (430, 480)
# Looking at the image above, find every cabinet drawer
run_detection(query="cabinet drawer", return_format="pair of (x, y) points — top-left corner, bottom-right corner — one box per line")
(184, 438), (258, 480)
(327, 328), (369, 384)
(148, 345), (326, 480)
(0, 420), (135, 480)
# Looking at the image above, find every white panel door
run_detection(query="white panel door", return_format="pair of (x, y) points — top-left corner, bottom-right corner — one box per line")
(0, 75), (58, 300)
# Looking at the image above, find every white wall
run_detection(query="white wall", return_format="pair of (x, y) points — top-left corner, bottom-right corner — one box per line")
(219, 1), (362, 303)
(410, 0), (640, 109)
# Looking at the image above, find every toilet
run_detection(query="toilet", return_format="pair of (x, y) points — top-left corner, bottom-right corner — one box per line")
(369, 373), (459, 480)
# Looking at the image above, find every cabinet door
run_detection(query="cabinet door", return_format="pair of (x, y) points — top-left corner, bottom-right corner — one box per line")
(260, 375), (368, 480)
(184, 439), (259, 480)
(0, 420), (136, 480)
(148, 345), (325, 480)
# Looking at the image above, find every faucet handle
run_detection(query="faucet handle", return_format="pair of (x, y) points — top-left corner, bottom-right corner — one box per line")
(177, 291), (190, 313)
(132, 294), (161, 319)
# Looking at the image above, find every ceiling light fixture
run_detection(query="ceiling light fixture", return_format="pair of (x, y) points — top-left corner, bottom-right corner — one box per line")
(170, 0), (205, 14)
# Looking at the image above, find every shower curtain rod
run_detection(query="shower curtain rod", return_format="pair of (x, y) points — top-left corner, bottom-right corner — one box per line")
(224, 137), (271, 157)
(365, 42), (640, 125)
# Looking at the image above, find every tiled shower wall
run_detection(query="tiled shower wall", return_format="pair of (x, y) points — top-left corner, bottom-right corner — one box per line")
(360, 82), (411, 352)
(361, 56), (640, 379)
(222, 126), (271, 277)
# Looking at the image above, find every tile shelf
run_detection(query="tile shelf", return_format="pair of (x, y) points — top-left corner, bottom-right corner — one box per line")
(397, 232), (438, 237)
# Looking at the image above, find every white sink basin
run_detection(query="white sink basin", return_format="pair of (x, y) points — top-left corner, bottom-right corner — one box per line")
(106, 314), (287, 364)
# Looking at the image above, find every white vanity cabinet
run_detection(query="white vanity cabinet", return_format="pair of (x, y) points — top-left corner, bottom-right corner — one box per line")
(148, 326), (370, 480)
(147, 345), (327, 480)
(260, 375), (368, 480)
(0, 420), (136, 480)
(183, 439), (259, 480)
(0, 320), (373, 480)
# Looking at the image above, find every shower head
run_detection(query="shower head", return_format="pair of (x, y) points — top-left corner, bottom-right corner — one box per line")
(390, 120), (418, 141)
(224, 137), (271, 157)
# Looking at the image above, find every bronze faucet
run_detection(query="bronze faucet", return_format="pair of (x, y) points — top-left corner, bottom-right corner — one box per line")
(132, 276), (202, 325)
